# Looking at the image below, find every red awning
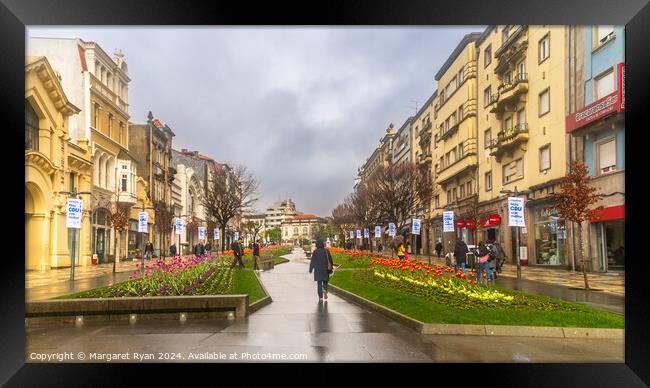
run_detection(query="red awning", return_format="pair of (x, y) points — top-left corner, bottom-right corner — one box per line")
(466, 219), (476, 229)
(480, 214), (501, 228)
(456, 220), (466, 228)
(591, 205), (625, 223)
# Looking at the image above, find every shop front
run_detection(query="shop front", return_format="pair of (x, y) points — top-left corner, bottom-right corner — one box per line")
(592, 205), (624, 271)
(455, 219), (476, 245)
(531, 205), (568, 266)
(479, 213), (502, 243)
(92, 208), (112, 264)
(128, 219), (149, 259)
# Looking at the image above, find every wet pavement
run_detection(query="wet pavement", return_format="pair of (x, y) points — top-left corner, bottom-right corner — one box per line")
(26, 248), (624, 363)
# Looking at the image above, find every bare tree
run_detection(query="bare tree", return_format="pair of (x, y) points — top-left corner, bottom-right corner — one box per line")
(153, 200), (174, 258)
(243, 219), (264, 243)
(331, 202), (354, 248)
(366, 163), (435, 239)
(202, 164), (259, 252)
(346, 184), (381, 251)
(101, 198), (130, 273)
(552, 161), (603, 291)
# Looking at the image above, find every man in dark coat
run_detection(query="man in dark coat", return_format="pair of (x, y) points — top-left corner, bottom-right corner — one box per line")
(252, 241), (260, 271)
(169, 243), (177, 257)
(453, 239), (468, 275)
(231, 239), (244, 269)
(435, 240), (443, 258)
(309, 240), (334, 300)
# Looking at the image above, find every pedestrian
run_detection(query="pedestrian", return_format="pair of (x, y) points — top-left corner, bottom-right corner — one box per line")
(205, 241), (211, 253)
(308, 239), (334, 301)
(169, 243), (177, 258)
(453, 239), (468, 275)
(231, 238), (244, 269)
(199, 241), (206, 256)
(252, 240), (260, 271)
(144, 241), (154, 261)
(474, 241), (491, 284)
(394, 236), (406, 260)
(487, 241), (498, 280)
(435, 240), (443, 258)
(493, 241), (507, 273)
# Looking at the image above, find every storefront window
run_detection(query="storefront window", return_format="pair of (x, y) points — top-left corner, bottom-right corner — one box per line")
(533, 206), (566, 265)
(597, 219), (624, 270)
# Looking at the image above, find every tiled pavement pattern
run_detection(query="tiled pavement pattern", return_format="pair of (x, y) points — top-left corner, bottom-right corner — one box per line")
(26, 248), (624, 362)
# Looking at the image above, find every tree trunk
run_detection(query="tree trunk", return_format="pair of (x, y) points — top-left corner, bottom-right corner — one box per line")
(577, 222), (590, 290)
(113, 229), (118, 273)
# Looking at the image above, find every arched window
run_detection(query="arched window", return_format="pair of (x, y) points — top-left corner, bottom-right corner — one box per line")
(188, 188), (195, 215)
(293, 227), (298, 236)
(25, 100), (39, 151)
(302, 227), (307, 235)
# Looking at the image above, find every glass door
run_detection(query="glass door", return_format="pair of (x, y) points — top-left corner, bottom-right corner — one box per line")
(96, 229), (105, 263)
(596, 223), (607, 271)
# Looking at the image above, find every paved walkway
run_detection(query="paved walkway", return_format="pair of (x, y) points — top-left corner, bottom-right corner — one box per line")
(26, 248), (623, 362)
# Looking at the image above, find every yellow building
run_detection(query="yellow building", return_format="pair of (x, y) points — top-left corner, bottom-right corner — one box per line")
(25, 56), (93, 270)
(476, 25), (568, 267)
(428, 33), (482, 253)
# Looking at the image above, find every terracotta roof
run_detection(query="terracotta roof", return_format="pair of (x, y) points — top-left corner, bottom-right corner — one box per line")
(77, 45), (87, 71)
(294, 214), (317, 219)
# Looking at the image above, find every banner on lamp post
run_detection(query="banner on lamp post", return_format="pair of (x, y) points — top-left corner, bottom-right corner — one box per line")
(356, 229), (361, 239)
(363, 228), (369, 238)
(508, 197), (526, 227)
(175, 218), (184, 235)
(214, 228), (219, 241)
(198, 227), (206, 241)
(443, 211), (455, 232)
(138, 211), (148, 233)
(234, 231), (239, 241)
(412, 218), (421, 235)
(374, 226), (381, 238)
(66, 199), (83, 229)
(388, 223), (396, 237)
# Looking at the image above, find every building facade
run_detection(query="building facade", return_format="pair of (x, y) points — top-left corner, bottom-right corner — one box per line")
(281, 214), (327, 245)
(566, 25), (625, 272)
(265, 199), (297, 230)
(25, 56), (93, 270)
(242, 213), (267, 245)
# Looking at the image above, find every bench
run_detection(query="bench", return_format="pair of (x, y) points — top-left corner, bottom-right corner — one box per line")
(258, 256), (275, 271)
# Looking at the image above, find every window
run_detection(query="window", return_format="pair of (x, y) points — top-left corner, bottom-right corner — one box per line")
(597, 138), (617, 174)
(25, 100), (39, 151)
(93, 103), (100, 129)
(484, 87), (492, 106)
(459, 184), (465, 198)
(302, 227), (307, 235)
(293, 227), (298, 236)
(484, 45), (492, 67)
(503, 158), (524, 184)
(504, 116), (513, 130)
(516, 159), (524, 179)
(458, 105), (464, 122)
(596, 25), (614, 45)
(121, 174), (128, 192)
(108, 113), (113, 137)
(517, 109), (526, 125)
(539, 33), (550, 62)
(467, 181), (473, 196)
(69, 172), (76, 193)
(458, 67), (465, 85)
(453, 188), (457, 201)
(434, 195), (440, 208)
(484, 129), (492, 148)
(447, 190), (452, 203)
(458, 141), (464, 159)
(539, 145), (551, 171)
(517, 60), (526, 78)
(539, 89), (550, 116)
(502, 26), (510, 43)
(594, 68), (615, 99)
(504, 71), (512, 84)
(485, 171), (492, 191)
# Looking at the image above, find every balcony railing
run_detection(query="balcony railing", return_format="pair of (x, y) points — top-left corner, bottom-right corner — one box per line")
(495, 25), (526, 58)
(498, 73), (528, 94)
(489, 123), (529, 157)
(438, 123), (459, 141)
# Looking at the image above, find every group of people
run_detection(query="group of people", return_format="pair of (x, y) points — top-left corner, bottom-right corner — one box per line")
(230, 239), (262, 271)
(452, 239), (506, 283)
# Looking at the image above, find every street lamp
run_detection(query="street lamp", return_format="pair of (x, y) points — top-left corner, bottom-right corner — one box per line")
(500, 186), (531, 280)
(59, 189), (92, 281)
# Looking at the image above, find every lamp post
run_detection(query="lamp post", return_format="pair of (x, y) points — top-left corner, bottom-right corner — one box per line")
(59, 189), (92, 281)
(138, 202), (156, 270)
(500, 186), (530, 280)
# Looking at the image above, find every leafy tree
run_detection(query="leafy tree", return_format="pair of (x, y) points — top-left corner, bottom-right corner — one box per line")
(265, 226), (282, 244)
(553, 161), (603, 290)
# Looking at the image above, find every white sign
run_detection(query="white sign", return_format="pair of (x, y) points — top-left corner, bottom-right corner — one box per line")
(349, 231), (354, 239)
(374, 226), (381, 238)
(66, 199), (83, 229)
(412, 218), (421, 235)
(334, 234), (338, 241)
(175, 218), (184, 235)
(519, 246), (528, 261)
(508, 197), (526, 227)
(388, 223), (396, 237)
(363, 228), (369, 238)
(198, 227), (206, 241)
(356, 229), (361, 239)
(138, 211), (148, 233)
(214, 228), (219, 241)
(234, 232), (239, 241)
(443, 211), (455, 232)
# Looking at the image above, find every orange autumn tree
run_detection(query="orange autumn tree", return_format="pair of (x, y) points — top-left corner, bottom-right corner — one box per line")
(552, 161), (603, 290)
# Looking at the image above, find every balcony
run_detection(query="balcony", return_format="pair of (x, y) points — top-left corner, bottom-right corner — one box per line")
(491, 73), (528, 115)
(436, 141), (478, 185)
(90, 75), (129, 115)
(488, 123), (529, 161)
(118, 191), (137, 204)
(438, 123), (459, 142)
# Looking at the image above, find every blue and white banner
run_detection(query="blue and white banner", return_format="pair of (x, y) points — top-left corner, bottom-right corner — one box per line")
(363, 228), (369, 238)
(412, 218), (421, 235)
(508, 197), (526, 227)
(234, 231), (239, 241)
(443, 211), (454, 232)
(388, 223), (396, 237)
(138, 211), (148, 233)
(175, 218), (184, 235)
(356, 229), (361, 239)
(374, 226), (381, 238)
(198, 227), (206, 241)
(349, 231), (354, 239)
(214, 228), (219, 241)
(66, 199), (83, 229)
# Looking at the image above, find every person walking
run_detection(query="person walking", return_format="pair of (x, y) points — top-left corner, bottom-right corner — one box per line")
(169, 243), (177, 258)
(309, 239), (334, 301)
(252, 240), (260, 271)
(435, 240), (443, 259)
(231, 238), (244, 269)
(474, 241), (491, 284)
(144, 241), (154, 261)
(493, 241), (507, 274)
(395, 236), (406, 260)
(204, 241), (211, 254)
(453, 239), (468, 275)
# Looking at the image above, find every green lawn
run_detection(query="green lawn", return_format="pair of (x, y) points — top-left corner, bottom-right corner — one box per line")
(329, 269), (624, 328)
(329, 252), (372, 269)
(230, 269), (267, 304)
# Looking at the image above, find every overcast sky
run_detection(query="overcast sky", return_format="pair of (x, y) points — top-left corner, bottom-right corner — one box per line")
(27, 26), (483, 216)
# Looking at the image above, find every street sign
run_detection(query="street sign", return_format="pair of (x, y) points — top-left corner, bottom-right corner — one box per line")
(356, 229), (361, 239)
(234, 231), (239, 241)
(374, 226), (381, 238)
(198, 227), (206, 241)
(66, 199), (83, 229)
(214, 228), (219, 241)
(412, 218), (421, 235)
(508, 197), (526, 227)
(138, 211), (148, 233)
(443, 211), (454, 232)
(175, 218), (184, 235)
(363, 228), (369, 238)
(388, 223), (396, 237)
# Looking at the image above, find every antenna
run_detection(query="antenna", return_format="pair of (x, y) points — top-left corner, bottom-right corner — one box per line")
(409, 100), (420, 115)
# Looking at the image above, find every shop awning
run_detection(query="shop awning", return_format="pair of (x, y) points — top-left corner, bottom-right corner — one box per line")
(591, 205), (624, 223)
(480, 214), (501, 228)
(456, 219), (477, 229)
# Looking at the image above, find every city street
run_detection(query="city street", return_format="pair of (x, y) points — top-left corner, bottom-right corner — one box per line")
(26, 248), (623, 363)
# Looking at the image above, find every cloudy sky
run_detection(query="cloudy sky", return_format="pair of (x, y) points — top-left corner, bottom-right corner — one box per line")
(27, 26), (483, 216)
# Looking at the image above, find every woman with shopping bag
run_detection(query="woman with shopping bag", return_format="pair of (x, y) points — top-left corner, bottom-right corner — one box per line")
(474, 241), (492, 284)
